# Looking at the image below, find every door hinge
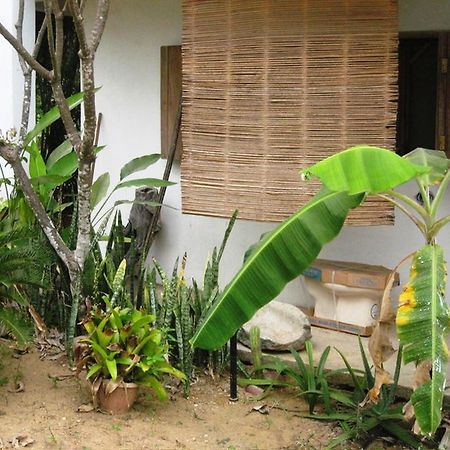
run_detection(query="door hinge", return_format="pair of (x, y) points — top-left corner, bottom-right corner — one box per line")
(442, 57), (448, 74)
(439, 135), (446, 151)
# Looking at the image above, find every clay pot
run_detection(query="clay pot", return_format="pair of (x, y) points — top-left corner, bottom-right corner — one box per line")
(97, 380), (138, 414)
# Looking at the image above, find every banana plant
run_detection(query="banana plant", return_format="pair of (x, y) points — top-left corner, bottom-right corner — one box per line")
(192, 145), (450, 436)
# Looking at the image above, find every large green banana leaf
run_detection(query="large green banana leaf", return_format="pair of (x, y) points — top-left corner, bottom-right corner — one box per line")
(191, 189), (363, 350)
(403, 148), (450, 186)
(396, 245), (449, 435)
(302, 146), (429, 194)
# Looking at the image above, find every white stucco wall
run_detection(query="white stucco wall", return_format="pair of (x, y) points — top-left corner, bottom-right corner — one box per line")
(0, 0), (35, 196)
(7, 0), (445, 305)
(399, 0), (450, 31)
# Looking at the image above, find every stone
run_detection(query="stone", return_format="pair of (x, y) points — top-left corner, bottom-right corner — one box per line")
(238, 301), (312, 351)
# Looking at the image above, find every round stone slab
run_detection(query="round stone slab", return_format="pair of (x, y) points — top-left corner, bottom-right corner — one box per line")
(238, 301), (312, 351)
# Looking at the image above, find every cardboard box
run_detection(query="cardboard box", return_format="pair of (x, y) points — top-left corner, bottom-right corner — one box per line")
(302, 259), (399, 336)
(303, 259), (399, 290)
(301, 310), (374, 337)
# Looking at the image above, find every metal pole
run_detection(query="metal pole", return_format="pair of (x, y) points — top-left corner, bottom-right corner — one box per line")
(229, 332), (238, 401)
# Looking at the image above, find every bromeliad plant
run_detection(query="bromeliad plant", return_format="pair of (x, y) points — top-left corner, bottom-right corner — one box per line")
(79, 293), (185, 402)
(192, 146), (450, 437)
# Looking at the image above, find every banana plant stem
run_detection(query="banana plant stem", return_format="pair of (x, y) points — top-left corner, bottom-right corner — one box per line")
(429, 214), (450, 237)
(376, 194), (427, 238)
(430, 167), (450, 221)
(386, 190), (428, 221)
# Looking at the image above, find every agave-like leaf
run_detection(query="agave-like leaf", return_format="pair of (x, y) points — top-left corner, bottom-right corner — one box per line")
(86, 363), (102, 379)
(115, 178), (175, 190)
(396, 245), (449, 435)
(110, 259), (126, 306)
(119, 154), (160, 181)
(130, 315), (155, 334)
(138, 374), (167, 400)
(403, 148), (449, 186)
(191, 189), (363, 349)
(302, 146), (429, 194)
(24, 91), (86, 148)
(29, 141), (47, 180)
(90, 173), (111, 210)
(105, 358), (118, 381)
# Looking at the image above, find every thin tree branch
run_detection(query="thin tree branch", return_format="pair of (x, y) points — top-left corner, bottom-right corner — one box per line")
(39, 2), (81, 151)
(68, 0), (89, 55)
(14, 1), (32, 142)
(51, 83), (82, 149)
(90, 0), (110, 53)
(19, 73), (32, 142)
(15, 0), (28, 74)
(43, 0), (58, 79)
(52, 0), (65, 75)
(0, 21), (52, 81)
(32, 16), (48, 59)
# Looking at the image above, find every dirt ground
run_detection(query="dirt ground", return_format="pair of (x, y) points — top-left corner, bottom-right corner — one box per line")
(0, 342), (411, 450)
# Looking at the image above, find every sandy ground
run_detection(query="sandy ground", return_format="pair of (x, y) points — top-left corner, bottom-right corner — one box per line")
(0, 343), (411, 450)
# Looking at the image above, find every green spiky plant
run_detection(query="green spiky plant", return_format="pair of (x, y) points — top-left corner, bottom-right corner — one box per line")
(311, 343), (424, 450)
(143, 211), (238, 395)
(192, 146), (450, 437)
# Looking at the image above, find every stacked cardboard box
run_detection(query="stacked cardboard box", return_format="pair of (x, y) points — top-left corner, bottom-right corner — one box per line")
(302, 259), (399, 336)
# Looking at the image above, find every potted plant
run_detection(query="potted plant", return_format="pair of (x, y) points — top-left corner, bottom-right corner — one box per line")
(78, 295), (186, 414)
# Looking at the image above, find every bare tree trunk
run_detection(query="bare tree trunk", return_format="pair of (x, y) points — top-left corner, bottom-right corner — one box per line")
(0, 0), (111, 361)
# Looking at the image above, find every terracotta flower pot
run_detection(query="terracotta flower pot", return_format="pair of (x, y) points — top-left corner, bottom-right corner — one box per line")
(97, 379), (138, 414)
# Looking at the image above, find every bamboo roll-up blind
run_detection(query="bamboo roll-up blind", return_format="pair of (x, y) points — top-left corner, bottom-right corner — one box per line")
(181, 0), (398, 224)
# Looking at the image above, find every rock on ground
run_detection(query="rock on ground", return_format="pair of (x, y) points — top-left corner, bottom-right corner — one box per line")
(238, 301), (311, 351)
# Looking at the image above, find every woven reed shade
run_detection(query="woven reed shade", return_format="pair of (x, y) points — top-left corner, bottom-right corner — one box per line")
(181, 0), (398, 224)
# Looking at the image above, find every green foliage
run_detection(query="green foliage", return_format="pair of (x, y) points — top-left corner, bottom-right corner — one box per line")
(249, 326), (262, 377)
(192, 190), (363, 349)
(120, 154), (161, 181)
(91, 153), (173, 224)
(79, 298), (185, 401)
(24, 91), (85, 148)
(240, 341), (348, 415)
(0, 307), (33, 347)
(82, 212), (135, 309)
(192, 145), (450, 436)
(1, 89), (174, 336)
(320, 345), (423, 450)
(301, 145), (428, 194)
(0, 227), (49, 346)
(397, 245), (448, 435)
(143, 211), (237, 395)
